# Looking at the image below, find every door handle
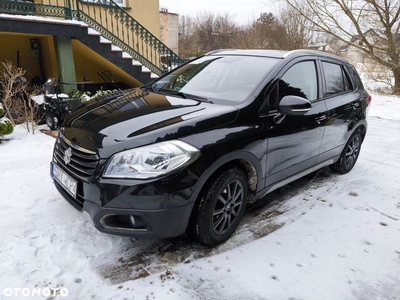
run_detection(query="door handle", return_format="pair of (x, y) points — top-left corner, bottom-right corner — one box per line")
(315, 115), (326, 124)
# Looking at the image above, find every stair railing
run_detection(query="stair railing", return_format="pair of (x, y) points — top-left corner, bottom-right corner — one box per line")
(0, 0), (185, 75)
(76, 0), (184, 75)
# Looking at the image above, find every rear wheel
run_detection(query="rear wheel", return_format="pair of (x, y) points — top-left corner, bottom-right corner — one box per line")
(330, 132), (362, 174)
(188, 168), (248, 246)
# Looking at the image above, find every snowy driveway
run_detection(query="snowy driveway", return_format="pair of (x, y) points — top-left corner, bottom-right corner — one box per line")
(0, 95), (399, 300)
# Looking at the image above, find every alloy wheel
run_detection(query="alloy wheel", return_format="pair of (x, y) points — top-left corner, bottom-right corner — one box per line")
(212, 180), (245, 235)
(344, 135), (360, 169)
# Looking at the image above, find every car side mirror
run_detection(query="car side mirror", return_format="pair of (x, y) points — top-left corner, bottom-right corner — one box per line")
(279, 95), (311, 116)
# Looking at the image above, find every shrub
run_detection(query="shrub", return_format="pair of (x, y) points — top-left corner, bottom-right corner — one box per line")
(0, 103), (14, 140)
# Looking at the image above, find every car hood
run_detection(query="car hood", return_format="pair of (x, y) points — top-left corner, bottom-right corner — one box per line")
(61, 88), (239, 158)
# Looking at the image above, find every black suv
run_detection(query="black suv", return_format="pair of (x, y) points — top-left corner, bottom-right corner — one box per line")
(51, 50), (371, 246)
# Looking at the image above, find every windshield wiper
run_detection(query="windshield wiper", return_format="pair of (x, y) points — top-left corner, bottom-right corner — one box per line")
(166, 91), (213, 103)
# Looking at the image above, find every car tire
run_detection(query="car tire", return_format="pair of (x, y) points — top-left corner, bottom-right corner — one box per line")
(330, 132), (362, 174)
(46, 112), (57, 130)
(188, 168), (248, 246)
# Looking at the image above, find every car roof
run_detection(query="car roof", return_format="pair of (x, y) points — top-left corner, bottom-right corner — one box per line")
(206, 49), (348, 63)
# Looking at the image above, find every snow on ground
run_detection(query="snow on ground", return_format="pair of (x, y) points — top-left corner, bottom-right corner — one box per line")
(0, 94), (400, 300)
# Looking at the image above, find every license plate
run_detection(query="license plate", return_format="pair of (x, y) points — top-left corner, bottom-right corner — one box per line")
(52, 163), (77, 198)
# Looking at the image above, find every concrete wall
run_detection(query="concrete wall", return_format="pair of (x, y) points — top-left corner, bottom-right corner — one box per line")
(159, 10), (179, 54)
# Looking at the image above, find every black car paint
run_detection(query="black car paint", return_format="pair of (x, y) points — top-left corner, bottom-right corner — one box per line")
(51, 49), (369, 240)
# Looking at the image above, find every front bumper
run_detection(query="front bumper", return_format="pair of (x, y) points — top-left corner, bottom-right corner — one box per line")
(84, 199), (195, 239)
(51, 164), (197, 239)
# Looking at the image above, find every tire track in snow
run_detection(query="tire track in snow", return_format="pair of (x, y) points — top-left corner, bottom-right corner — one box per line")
(97, 168), (338, 284)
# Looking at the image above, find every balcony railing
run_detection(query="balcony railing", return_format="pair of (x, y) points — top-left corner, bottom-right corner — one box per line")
(0, 0), (185, 75)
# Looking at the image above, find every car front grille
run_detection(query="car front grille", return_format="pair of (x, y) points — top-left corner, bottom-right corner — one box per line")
(54, 133), (99, 183)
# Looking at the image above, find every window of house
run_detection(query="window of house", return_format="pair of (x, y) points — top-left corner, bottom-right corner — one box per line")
(113, 0), (126, 7)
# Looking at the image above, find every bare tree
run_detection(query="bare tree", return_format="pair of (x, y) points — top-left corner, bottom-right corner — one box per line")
(285, 0), (400, 94)
(177, 8), (313, 58)
(243, 12), (284, 49)
(189, 12), (238, 54)
(179, 15), (199, 59)
(12, 86), (43, 134)
(279, 4), (315, 50)
(0, 61), (27, 125)
(0, 61), (42, 133)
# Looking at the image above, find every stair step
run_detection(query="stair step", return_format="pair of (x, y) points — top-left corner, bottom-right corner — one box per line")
(122, 52), (133, 59)
(111, 45), (123, 52)
(87, 28), (101, 36)
(84, 24), (156, 85)
(99, 37), (111, 44)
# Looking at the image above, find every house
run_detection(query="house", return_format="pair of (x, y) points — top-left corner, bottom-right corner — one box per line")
(341, 29), (393, 65)
(159, 8), (179, 55)
(0, 0), (183, 93)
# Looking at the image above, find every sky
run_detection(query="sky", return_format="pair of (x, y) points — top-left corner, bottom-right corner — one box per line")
(159, 0), (280, 25)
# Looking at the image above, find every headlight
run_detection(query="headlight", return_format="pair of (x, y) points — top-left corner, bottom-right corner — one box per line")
(103, 140), (201, 179)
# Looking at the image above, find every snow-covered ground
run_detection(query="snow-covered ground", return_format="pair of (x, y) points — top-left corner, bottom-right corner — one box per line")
(1, 94), (399, 300)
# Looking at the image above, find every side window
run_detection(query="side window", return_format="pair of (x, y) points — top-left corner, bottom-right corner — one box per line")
(322, 61), (353, 96)
(268, 61), (318, 111)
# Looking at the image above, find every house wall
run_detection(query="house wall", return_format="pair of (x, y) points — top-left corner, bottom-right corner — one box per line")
(36, 0), (160, 39)
(0, 33), (57, 84)
(159, 10), (179, 54)
(129, 0), (160, 38)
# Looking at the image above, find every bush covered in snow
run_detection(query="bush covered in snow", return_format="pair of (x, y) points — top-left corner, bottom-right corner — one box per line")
(0, 102), (14, 140)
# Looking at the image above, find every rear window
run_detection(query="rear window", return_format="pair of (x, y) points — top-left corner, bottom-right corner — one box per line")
(322, 61), (353, 96)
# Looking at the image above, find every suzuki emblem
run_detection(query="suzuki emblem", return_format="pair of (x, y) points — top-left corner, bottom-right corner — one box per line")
(64, 147), (72, 165)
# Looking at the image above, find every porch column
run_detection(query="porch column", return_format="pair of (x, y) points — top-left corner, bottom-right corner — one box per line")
(53, 36), (76, 94)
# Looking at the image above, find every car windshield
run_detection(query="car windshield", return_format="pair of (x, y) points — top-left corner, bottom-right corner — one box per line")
(151, 55), (280, 104)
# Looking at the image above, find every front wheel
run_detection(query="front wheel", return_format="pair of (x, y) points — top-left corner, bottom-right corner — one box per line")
(330, 132), (362, 174)
(188, 168), (248, 246)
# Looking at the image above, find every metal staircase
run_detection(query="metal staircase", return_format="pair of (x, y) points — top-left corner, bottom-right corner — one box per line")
(0, 0), (184, 76)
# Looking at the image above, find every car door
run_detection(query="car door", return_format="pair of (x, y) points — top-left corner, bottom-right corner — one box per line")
(264, 59), (327, 186)
(317, 60), (359, 163)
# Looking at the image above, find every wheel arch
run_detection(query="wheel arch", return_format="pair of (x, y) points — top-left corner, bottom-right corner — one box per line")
(355, 123), (367, 142)
(190, 150), (263, 205)
(185, 150), (263, 243)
